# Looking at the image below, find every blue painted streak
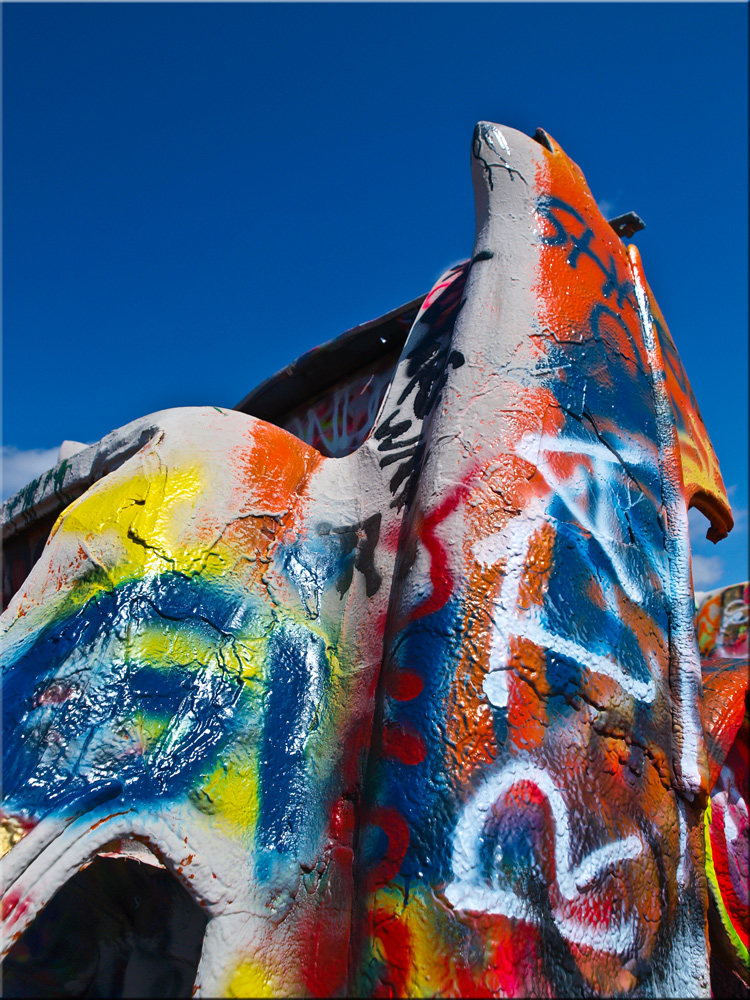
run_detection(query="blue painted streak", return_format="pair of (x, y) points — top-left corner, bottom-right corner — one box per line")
(257, 621), (329, 855)
(369, 598), (464, 884)
(1, 572), (266, 817)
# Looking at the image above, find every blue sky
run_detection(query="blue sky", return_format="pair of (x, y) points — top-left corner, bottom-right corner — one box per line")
(2, 2), (747, 589)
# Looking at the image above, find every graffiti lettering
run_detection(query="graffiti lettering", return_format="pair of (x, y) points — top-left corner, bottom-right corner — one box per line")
(374, 263), (467, 509)
(1, 122), (742, 999)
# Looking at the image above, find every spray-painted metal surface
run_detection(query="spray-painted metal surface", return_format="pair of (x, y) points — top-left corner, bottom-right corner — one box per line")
(0, 123), (743, 997)
(697, 583), (749, 994)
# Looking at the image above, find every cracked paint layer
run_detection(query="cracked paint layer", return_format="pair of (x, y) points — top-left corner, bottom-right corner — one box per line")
(0, 123), (742, 998)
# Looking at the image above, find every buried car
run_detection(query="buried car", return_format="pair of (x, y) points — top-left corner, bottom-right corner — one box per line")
(1, 123), (747, 998)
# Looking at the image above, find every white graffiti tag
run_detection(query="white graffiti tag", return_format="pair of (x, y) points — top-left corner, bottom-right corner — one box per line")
(445, 760), (644, 955)
(474, 431), (668, 708)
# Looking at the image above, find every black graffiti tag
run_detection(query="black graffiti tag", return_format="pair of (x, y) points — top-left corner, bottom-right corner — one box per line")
(317, 513), (382, 598)
(374, 264), (468, 510)
(537, 196), (637, 312)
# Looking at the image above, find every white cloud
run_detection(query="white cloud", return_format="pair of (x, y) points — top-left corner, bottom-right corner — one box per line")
(597, 199), (615, 218)
(691, 554), (725, 590)
(1, 446), (61, 502)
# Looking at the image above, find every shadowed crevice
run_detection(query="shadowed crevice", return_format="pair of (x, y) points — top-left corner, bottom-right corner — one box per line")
(2, 856), (207, 998)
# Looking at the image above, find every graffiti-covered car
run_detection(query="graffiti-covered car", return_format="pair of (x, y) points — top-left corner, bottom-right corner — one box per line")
(1, 123), (747, 998)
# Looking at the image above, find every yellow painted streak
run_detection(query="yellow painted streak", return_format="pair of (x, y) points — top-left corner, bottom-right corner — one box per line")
(369, 883), (498, 996)
(133, 711), (170, 753)
(227, 959), (279, 998)
(199, 759), (260, 837)
(56, 464), (217, 592)
(705, 798), (750, 967)
(0, 817), (28, 860)
(128, 624), (268, 684)
(369, 885), (433, 997)
(130, 625), (219, 670)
